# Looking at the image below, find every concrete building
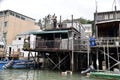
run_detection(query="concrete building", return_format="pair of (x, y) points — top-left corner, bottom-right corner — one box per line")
(0, 10), (40, 47)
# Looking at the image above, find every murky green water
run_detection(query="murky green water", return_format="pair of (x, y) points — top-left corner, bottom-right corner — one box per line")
(0, 69), (107, 80)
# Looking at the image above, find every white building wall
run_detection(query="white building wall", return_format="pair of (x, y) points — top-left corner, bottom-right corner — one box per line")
(7, 34), (37, 58)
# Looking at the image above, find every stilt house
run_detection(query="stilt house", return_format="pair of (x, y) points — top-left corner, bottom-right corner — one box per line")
(92, 10), (120, 70)
(23, 23), (89, 71)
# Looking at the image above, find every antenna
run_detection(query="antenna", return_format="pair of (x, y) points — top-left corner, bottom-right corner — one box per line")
(115, 0), (117, 19)
(114, 0), (117, 11)
(94, 0), (98, 37)
(112, 0), (117, 11)
(95, 0), (98, 13)
(112, 0), (117, 19)
(95, 0), (98, 23)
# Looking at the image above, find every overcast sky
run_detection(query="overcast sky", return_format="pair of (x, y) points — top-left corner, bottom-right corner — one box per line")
(0, 0), (120, 21)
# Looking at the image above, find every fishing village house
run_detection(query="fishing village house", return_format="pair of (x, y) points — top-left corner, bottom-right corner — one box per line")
(91, 10), (120, 71)
(22, 14), (93, 72)
(8, 14), (91, 71)
(0, 10), (40, 58)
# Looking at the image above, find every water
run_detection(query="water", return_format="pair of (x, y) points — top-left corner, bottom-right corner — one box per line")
(0, 69), (106, 80)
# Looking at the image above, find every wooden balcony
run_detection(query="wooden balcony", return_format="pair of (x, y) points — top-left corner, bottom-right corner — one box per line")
(93, 37), (120, 47)
(23, 39), (73, 52)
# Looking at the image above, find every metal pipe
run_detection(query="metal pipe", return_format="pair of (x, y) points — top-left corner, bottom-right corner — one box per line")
(71, 15), (73, 27)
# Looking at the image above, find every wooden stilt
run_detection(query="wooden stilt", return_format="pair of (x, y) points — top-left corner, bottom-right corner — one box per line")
(107, 41), (110, 70)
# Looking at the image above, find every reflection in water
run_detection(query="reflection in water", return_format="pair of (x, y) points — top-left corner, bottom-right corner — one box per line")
(0, 69), (104, 80)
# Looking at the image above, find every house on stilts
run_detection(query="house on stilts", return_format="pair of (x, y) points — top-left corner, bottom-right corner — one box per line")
(22, 16), (90, 72)
(91, 10), (120, 71)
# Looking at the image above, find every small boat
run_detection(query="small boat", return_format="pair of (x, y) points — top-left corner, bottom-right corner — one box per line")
(0, 60), (9, 70)
(90, 71), (120, 79)
(81, 64), (120, 79)
(12, 60), (35, 69)
(0, 59), (35, 69)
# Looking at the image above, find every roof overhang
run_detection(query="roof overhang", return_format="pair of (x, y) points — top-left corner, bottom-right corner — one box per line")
(18, 30), (69, 35)
(96, 19), (120, 25)
(32, 30), (69, 35)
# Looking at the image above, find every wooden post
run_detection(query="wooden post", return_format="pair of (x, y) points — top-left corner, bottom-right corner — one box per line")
(96, 48), (99, 71)
(103, 46), (106, 70)
(119, 23), (120, 38)
(71, 15), (74, 72)
(71, 31), (74, 72)
(67, 32), (69, 50)
(96, 25), (98, 38)
(37, 52), (40, 69)
(41, 53), (45, 69)
(87, 40), (90, 67)
(71, 15), (73, 27)
(28, 51), (30, 60)
(107, 41), (110, 70)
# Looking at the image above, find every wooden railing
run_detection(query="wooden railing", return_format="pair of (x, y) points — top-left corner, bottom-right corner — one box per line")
(95, 37), (120, 47)
(23, 38), (91, 51)
(23, 37), (120, 52)
(23, 39), (73, 50)
(74, 39), (89, 51)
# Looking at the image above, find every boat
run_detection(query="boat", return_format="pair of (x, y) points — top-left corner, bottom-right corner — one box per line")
(90, 71), (120, 79)
(0, 60), (9, 70)
(0, 59), (35, 69)
(0, 39), (35, 69)
(12, 60), (35, 69)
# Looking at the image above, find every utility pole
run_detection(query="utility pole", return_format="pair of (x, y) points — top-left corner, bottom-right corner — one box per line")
(95, 0), (98, 38)
(71, 15), (74, 72)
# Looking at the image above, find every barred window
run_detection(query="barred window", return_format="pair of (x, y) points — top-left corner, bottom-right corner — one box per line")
(4, 21), (8, 27)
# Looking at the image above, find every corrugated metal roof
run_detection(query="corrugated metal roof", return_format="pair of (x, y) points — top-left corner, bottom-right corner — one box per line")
(96, 19), (120, 24)
(18, 30), (69, 35)
(32, 30), (69, 34)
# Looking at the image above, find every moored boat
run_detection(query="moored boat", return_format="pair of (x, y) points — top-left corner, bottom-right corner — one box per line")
(90, 71), (120, 79)
(0, 60), (9, 70)
(12, 60), (35, 69)
(0, 59), (35, 69)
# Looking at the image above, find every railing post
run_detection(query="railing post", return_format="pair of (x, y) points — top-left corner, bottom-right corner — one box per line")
(87, 39), (90, 67)
(107, 40), (110, 70)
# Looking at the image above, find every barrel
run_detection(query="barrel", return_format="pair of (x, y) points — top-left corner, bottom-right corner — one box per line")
(90, 38), (96, 46)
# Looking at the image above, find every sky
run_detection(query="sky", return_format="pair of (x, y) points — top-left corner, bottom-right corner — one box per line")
(0, 0), (120, 21)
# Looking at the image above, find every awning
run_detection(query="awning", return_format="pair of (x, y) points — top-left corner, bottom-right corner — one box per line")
(18, 30), (69, 35)
(96, 19), (120, 24)
(32, 30), (69, 34)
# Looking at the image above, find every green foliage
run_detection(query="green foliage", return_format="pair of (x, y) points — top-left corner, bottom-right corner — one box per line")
(23, 42), (30, 50)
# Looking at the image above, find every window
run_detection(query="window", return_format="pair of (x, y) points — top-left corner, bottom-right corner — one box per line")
(10, 12), (14, 16)
(18, 37), (21, 40)
(0, 45), (4, 48)
(21, 17), (25, 20)
(4, 21), (8, 27)
(3, 32), (7, 42)
(0, 12), (3, 16)
(117, 13), (120, 19)
(104, 14), (108, 20)
(16, 15), (20, 18)
(109, 14), (113, 19)
(97, 15), (103, 21)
